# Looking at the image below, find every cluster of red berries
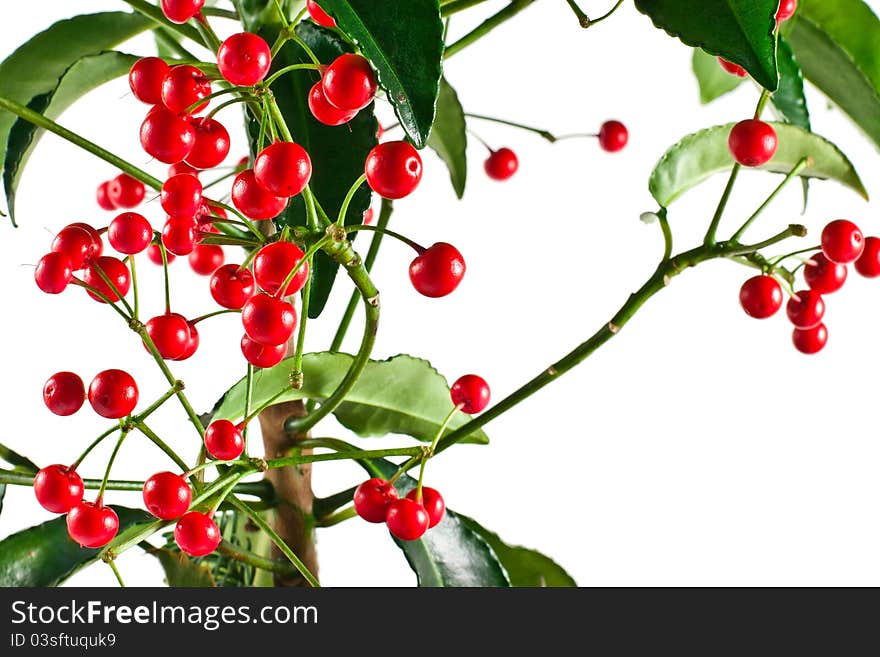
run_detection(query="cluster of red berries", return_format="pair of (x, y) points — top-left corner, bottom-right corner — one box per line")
(142, 470), (220, 558)
(353, 375), (490, 541)
(718, 1), (797, 78)
(739, 219), (878, 354)
(96, 173), (145, 212)
(43, 369), (139, 419)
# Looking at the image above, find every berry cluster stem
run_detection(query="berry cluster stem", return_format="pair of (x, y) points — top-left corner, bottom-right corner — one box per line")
(445, 0), (538, 59)
(730, 158), (811, 242)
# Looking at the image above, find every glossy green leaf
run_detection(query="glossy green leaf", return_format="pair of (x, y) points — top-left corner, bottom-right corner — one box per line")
(212, 352), (489, 444)
(650, 122), (867, 207)
(692, 48), (744, 103)
(0, 507), (151, 586)
(0, 12), (152, 200)
(772, 38), (810, 130)
(4, 52), (139, 225)
(427, 77), (467, 198)
(788, 0), (880, 149)
(635, 0), (778, 91)
(149, 547), (217, 587)
(318, 0), (443, 148)
(0, 443), (38, 473)
(457, 515), (576, 587)
(233, 0), (287, 32)
(263, 21), (376, 318)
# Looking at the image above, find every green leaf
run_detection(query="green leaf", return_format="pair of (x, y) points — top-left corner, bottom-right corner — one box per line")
(635, 0), (778, 91)
(4, 52), (139, 225)
(0, 507), (151, 586)
(318, 0), (443, 148)
(149, 547), (217, 587)
(0, 485), (6, 517)
(649, 122), (867, 208)
(263, 21), (377, 318)
(457, 515), (576, 587)
(365, 460), (510, 587)
(787, 0), (880, 150)
(772, 38), (811, 130)
(427, 77), (467, 198)
(0, 12), (152, 200)
(212, 352), (489, 445)
(0, 442), (38, 473)
(233, 0), (287, 32)
(692, 48), (745, 103)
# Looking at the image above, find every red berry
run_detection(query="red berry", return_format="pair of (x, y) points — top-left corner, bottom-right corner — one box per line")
(854, 236), (880, 277)
(738, 275), (783, 319)
(232, 169), (288, 220)
(161, 65), (211, 114)
(52, 224), (102, 269)
(168, 162), (199, 178)
(34, 465), (84, 514)
(792, 323), (827, 355)
(43, 371), (86, 416)
(821, 219), (864, 264)
(776, 0), (797, 22)
(88, 369), (138, 419)
(69, 223), (104, 257)
(253, 241), (310, 296)
(322, 54), (377, 111)
(189, 244), (224, 275)
(174, 511), (221, 557)
(598, 120), (629, 152)
(385, 498), (429, 541)
(96, 181), (117, 211)
(34, 252), (73, 294)
(241, 293), (297, 345)
(162, 216), (198, 256)
(129, 57), (169, 105)
(406, 487), (445, 528)
(140, 107), (196, 163)
(308, 81), (357, 126)
(108, 212), (152, 255)
(107, 173), (145, 209)
(217, 32), (271, 86)
(66, 501), (119, 548)
(363, 207), (374, 225)
(145, 313), (191, 360)
(147, 243), (175, 265)
(409, 242), (466, 298)
(143, 471), (192, 520)
(161, 174), (203, 218)
(82, 256), (131, 303)
(306, 0), (336, 27)
(365, 141), (423, 199)
(160, 0), (205, 23)
(204, 419), (245, 461)
(240, 335), (287, 368)
(173, 322), (200, 361)
(718, 58), (747, 77)
(804, 253), (847, 294)
(484, 147), (518, 181)
(786, 290), (825, 329)
(728, 119), (777, 167)
(354, 478), (399, 523)
(450, 374), (490, 414)
(210, 264), (255, 309)
(185, 117), (230, 169)
(254, 142), (312, 197)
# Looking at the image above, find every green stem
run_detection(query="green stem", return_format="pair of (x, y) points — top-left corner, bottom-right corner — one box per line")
(242, 386), (294, 425)
(316, 506), (357, 527)
(292, 263), (312, 381)
(89, 259), (135, 317)
(206, 97), (252, 120)
(416, 407), (459, 501)
(267, 446), (423, 469)
(183, 87), (249, 115)
(347, 225), (423, 253)
(770, 245), (821, 265)
(71, 280), (131, 322)
(129, 256), (139, 319)
(727, 224), (807, 255)
(445, 0), (537, 58)
(70, 426), (121, 470)
(107, 560), (126, 588)
(134, 421), (190, 473)
(264, 63), (322, 87)
(135, 385), (181, 424)
(658, 209), (673, 261)
(588, 0), (626, 26)
(266, 94), (294, 141)
(158, 239), (171, 312)
(440, 0), (491, 17)
(216, 540), (300, 578)
(209, 473), (247, 514)
(201, 7), (240, 20)
(563, 0), (591, 27)
(97, 430), (131, 501)
(274, 236), (329, 299)
(465, 112), (558, 142)
(337, 174), (368, 226)
(193, 14), (223, 52)
(271, 0), (290, 28)
(730, 158), (810, 242)
(754, 89), (771, 119)
(190, 308), (240, 324)
(704, 164), (741, 246)
(243, 364), (254, 445)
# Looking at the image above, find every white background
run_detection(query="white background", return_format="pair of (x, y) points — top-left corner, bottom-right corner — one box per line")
(2, 0), (880, 587)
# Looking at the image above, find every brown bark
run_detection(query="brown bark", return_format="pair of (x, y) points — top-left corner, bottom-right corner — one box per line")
(258, 400), (318, 586)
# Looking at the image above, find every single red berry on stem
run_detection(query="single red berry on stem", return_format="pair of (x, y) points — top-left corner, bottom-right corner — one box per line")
(739, 275), (782, 319)
(776, 0), (797, 22)
(450, 374), (491, 414)
(322, 54), (377, 111)
(140, 107), (196, 163)
(66, 501), (120, 548)
(108, 212), (152, 255)
(306, 0), (336, 27)
(147, 243), (175, 266)
(34, 252), (73, 294)
(854, 236), (880, 277)
(145, 313), (191, 360)
(174, 511), (221, 557)
(804, 253), (847, 294)
(169, 162), (200, 178)
(160, 0), (205, 23)
(162, 217), (198, 256)
(406, 487), (445, 528)
(108, 173), (146, 209)
(34, 465), (84, 514)
(386, 498), (429, 541)
(240, 335), (287, 368)
(786, 290), (825, 329)
(821, 219), (864, 264)
(211, 265), (255, 309)
(718, 58), (747, 77)
(793, 323), (827, 355)
(232, 169), (288, 220)
(484, 148), (518, 181)
(82, 256), (131, 303)
(189, 244), (224, 275)
(308, 81), (357, 126)
(204, 419), (245, 461)
(43, 372), (86, 416)
(217, 32), (271, 86)
(96, 181), (117, 211)
(161, 65), (211, 114)
(409, 242), (466, 298)
(161, 174), (203, 218)
(129, 57), (169, 105)
(52, 224), (102, 269)
(143, 472), (192, 520)
(728, 119), (777, 167)
(598, 120), (629, 152)
(88, 369), (138, 419)
(365, 141), (423, 199)
(253, 241), (310, 296)
(354, 478), (399, 523)
(254, 142), (312, 197)
(242, 293), (297, 345)
(186, 117), (230, 169)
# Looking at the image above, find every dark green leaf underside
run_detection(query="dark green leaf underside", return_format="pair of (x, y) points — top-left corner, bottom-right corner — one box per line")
(427, 77), (467, 198)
